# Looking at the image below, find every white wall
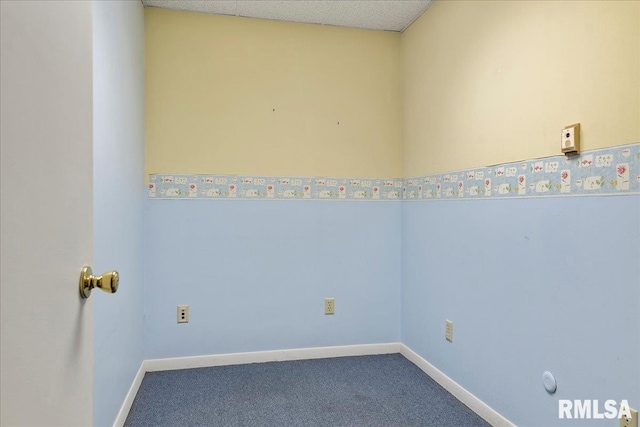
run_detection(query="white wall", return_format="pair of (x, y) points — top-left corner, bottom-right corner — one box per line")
(1, 1), (94, 425)
(92, 1), (146, 426)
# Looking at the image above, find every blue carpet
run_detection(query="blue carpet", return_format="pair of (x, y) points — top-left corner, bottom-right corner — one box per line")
(124, 353), (491, 426)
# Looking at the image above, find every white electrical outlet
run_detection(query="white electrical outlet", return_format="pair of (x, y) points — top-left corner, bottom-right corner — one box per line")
(177, 305), (189, 323)
(324, 298), (335, 315)
(445, 320), (453, 342)
(621, 407), (638, 427)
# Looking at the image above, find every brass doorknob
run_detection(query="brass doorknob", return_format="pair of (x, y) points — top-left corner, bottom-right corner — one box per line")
(79, 266), (119, 299)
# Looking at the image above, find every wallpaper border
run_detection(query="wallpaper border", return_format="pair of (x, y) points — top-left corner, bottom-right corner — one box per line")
(403, 142), (639, 201)
(148, 175), (404, 201)
(148, 143), (639, 201)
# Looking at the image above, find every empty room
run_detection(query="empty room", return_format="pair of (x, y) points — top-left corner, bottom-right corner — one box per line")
(1, 1), (638, 426)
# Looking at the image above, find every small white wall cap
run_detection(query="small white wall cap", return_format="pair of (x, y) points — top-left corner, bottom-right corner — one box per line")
(543, 371), (557, 393)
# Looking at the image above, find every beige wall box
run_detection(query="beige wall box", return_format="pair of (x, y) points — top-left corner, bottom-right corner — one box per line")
(561, 123), (580, 156)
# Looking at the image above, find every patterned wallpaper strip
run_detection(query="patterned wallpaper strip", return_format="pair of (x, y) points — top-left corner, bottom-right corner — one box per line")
(148, 175), (404, 201)
(404, 143), (639, 201)
(149, 143), (640, 201)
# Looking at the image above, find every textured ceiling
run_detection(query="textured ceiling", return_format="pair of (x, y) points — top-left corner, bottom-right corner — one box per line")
(141, 1), (434, 32)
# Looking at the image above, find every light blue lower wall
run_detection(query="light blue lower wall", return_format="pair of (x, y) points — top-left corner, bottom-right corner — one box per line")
(401, 195), (640, 427)
(93, 1), (145, 426)
(142, 174), (638, 426)
(145, 200), (402, 359)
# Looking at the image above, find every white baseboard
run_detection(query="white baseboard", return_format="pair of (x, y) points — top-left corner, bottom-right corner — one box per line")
(112, 361), (147, 427)
(399, 343), (515, 427)
(144, 342), (402, 372)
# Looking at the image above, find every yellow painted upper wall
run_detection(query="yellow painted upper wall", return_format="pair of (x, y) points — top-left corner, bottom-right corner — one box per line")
(145, 8), (402, 178)
(402, 0), (640, 177)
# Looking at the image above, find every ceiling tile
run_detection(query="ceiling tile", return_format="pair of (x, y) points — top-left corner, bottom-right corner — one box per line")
(236, 1), (333, 26)
(143, 0), (238, 17)
(142, 0), (434, 32)
(323, 1), (431, 31)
